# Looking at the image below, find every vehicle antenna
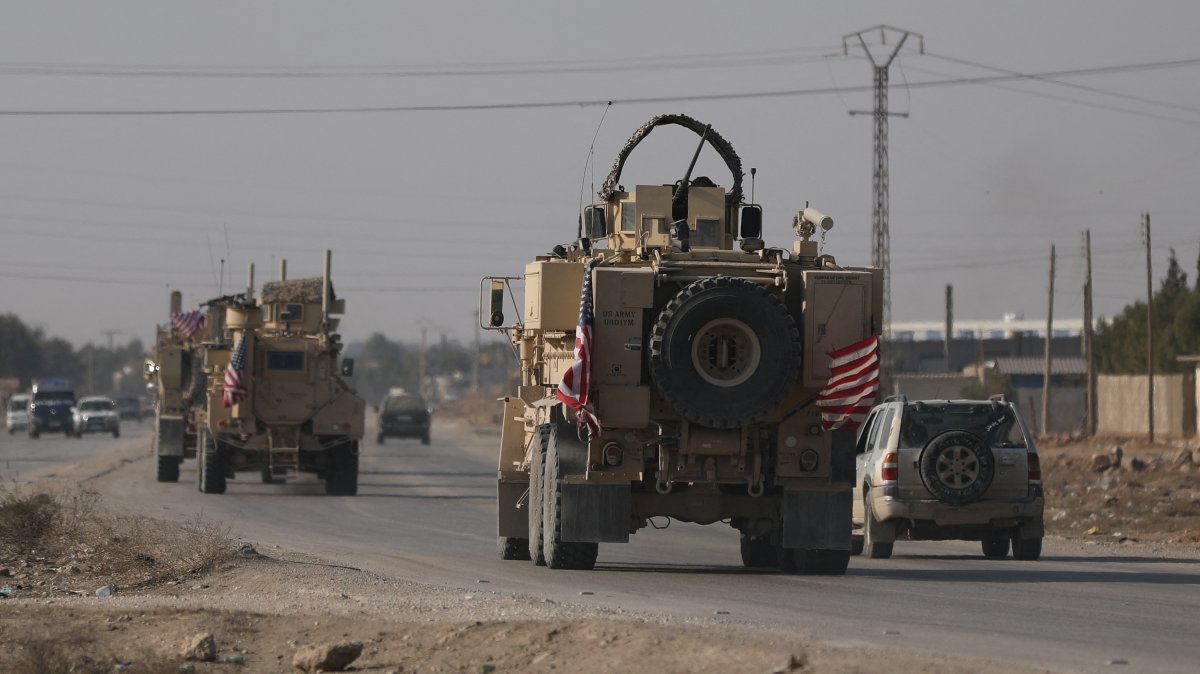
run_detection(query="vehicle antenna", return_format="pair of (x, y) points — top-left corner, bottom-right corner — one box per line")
(750, 167), (756, 204)
(670, 124), (710, 252)
(578, 101), (613, 239)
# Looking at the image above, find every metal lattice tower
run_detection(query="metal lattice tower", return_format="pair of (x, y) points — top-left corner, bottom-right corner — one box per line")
(843, 26), (924, 340)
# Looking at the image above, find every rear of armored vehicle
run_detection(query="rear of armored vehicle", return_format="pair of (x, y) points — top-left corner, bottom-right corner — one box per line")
(197, 253), (365, 496)
(492, 115), (882, 573)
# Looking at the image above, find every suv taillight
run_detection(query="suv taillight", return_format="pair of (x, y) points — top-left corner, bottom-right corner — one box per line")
(881, 452), (898, 482)
(1027, 452), (1041, 483)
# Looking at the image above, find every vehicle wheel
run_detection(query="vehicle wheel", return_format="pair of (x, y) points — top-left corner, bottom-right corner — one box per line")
(739, 534), (775, 568)
(112, 428), (120, 439)
(1011, 535), (1042, 561)
(779, 547), (850, 575)
(542, 420), (598, 570)
(261, 468), (282, 484)
(197, 429), (226, 494)
(918, 430), (995, 506)
(498, 536), (531, 561)
(527, 424), (550, 566)
(863, 495), (894, 559)
(850, 534), (864, 556)
(421, 430), (431, 446)
(7, 428), (13, 435)
(29, 427), (39, 439)
(156, 455), (180, 483)
(324, 442), (359, 496)
(648, 277), (800, 429)
(982, 535), (1011, 559)
(376, 433), (384, 445)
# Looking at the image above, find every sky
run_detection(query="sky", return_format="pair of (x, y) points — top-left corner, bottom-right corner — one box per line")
(2, 1), (1198, 349)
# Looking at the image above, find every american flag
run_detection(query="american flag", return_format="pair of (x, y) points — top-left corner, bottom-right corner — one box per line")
(222, 333), (249, 408)
(169, 310), (205, 339)
(556, 258), (602, 438)
(815, 334), (880, 430)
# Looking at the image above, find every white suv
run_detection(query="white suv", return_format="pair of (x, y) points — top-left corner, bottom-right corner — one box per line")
(6, 394), (30, 434)
(852, 395), (1044, 560)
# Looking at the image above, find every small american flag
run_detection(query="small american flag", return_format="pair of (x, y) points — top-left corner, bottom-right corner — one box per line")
(169, 310), (205, 339)
(815, 334), (880, 430)
(556, 258), (601, 438)
(222, 333), (249, 408)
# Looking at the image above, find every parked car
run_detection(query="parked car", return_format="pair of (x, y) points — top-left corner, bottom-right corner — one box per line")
(72, 396), (121, 438)
(376, 393), (431, 445)
(113, 395), (143, 422)
(6, 394), (30, 434)
(852, 395), (1044, 560)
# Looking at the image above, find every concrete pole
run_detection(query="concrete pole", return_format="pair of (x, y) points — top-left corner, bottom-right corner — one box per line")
(1041, 244), (1055, 436)
(1144, 213), (1155, 443)
(1083, 229), (1096, 436)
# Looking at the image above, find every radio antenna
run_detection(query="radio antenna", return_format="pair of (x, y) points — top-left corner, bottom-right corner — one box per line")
(750, 167), (757, 204)
(578, 101), (613, 239)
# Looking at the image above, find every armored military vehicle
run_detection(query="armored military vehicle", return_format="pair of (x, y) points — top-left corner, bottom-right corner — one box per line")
(484, 114), (882, 573)
(197, 251), (365, 495)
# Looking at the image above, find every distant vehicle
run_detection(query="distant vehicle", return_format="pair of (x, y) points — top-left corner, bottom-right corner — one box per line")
(6, 394), (30, 434)
(852, 395), (1044, 560)
(72, 396), (121, 438)
(377, 394), (431, 445)
(112, 395), (143, 422)
(29, 378), (76, 439)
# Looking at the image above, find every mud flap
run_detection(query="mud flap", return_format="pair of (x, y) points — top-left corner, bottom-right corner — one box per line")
(497, 480), (529, 539)
(156, 418), (185, 457)
(1016, 518), (1044, 539)
(561, 484), (631, 543)
(782, 490), (852, 551)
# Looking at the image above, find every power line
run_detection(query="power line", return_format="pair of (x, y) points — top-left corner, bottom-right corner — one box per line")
(3, 56), (1199, 116)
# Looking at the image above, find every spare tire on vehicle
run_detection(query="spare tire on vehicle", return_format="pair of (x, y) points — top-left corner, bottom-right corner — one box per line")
(648, 277), (800, 429)
(918, 430), (995, 505)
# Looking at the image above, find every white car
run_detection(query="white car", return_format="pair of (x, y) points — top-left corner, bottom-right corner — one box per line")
(72, 396), (121, 438)
(6, 394), (30, 434)
(852, 395), (1044, 560)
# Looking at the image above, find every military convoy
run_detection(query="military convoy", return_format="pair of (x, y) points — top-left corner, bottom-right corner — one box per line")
(147, 251), (365, 495)
(484, 114), (882, 573)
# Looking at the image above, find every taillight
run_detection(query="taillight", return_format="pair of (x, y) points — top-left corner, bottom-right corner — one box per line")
(881, 452), (898, 482)
(1027, 452), (1041, 483)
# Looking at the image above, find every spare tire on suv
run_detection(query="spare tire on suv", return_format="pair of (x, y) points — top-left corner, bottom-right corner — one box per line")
(648, 277), (800, 429)
(918, 430), (996, 505)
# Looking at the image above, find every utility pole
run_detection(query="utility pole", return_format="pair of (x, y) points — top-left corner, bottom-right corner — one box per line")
(418, 326), (428, 400)
(100, 329), (121, 352)
(1041, 244), (1055, 436)
(1143, 213), (1154, 443)
(843, 25), (924, 348)
(1082, 229), (1096, 436)
(944, 284), (953, 373)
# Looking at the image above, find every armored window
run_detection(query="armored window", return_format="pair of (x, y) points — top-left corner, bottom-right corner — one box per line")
(694, 218), (720, 248)
(643, 216), (667, 235)
(266, 350), (305, 371)
(280, 303), (304, 321)
(621, 202), (636, 232)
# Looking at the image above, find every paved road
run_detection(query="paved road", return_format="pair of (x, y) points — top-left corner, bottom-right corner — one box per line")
(3, 420), (1198, 673)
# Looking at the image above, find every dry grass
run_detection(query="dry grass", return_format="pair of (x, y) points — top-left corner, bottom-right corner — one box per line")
(11, 639), (181, 674)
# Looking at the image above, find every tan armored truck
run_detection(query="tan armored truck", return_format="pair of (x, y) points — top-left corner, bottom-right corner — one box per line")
(196, 251), (366, 495)
(484, 114), (882, 574)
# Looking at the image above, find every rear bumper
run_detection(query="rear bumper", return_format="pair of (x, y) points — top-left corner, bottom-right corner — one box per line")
(378, 421), (429, 437)
(872, 488), (1044, 530)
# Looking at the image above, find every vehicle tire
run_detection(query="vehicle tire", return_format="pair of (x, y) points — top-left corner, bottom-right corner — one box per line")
(982, 535), (1011, 559)
(261, 468), (282, 484)
(739, 534), (775, 568)
(376, 433), (384, 445)
(862, 495), (894, 559)
(527, 424), (550, 566)
(421, 430), (431, 446)
(324, 442), (359, 496)
(918, 430), (995, 506)
(498, 536), (531, 561)
(29, 427), (39, 439)
(197, 429), (227, 494)
(648, 277), (800, 429)
(850, 534), (864, 556)
(156, 455), (180, 483)
(1011, 535), (1042, 561)
(112, 428), (120, 439)
(779, 547), (850, 575)
(542, 420), (598, 570)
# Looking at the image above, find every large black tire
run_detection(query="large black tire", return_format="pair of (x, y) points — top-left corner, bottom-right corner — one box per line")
(982, 535), (1011, 559)
(29, 426), (39, 439)
(498, 536), (531, 561)
(421, 430), (431, 446)
(778, 547), (851, 575)
(1011, 535), (1042, 561)
(542, 421), (598, 570)
(156, 455), (181, 483)
(863, 495), (894, 559)
(528, 424), (551, 566)
(197, 430), (226, 494)
(112, 428), (120, 439)
(648, 277), (800, 429)
(918, 430), (995, 506)
(324, 442), (359, 496)
(261, 468), (283, 484)
(739, 534), (775, 568)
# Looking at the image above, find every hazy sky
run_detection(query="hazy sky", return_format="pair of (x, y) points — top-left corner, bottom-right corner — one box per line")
(2, 1), (1198, 349)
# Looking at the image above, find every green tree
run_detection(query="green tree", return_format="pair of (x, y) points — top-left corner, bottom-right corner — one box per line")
(1094, 249), (1200, 374)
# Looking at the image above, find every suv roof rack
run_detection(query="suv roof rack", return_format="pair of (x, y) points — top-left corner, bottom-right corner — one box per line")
(883, 394), (908, 404)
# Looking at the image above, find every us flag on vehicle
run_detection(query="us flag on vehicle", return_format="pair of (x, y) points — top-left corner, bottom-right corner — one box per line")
(815, 334), (880, 430)
(222, 333), (249, 408)
(169, 310), (205, 339)
(556, 258), (602, 438)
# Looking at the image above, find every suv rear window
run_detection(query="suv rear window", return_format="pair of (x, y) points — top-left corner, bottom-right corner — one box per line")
(903, 403), (1026, 448)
